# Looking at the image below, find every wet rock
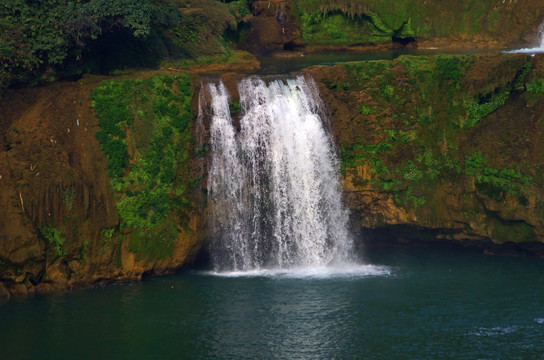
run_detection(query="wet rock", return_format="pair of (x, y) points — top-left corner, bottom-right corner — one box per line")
(241, 0), (303, 55)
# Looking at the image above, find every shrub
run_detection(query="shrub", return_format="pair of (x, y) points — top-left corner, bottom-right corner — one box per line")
(39, 224), (67, 257)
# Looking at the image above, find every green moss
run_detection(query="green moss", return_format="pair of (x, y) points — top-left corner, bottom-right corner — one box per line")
(462, 62), (531, 129)
(343, 61), (389, 87)
(300, 10), (392, 45)
(293, 0), (527, 44)
(491, 219), (535, 243)
(38, 224), (67, 257)
(90, 80), (134, 178)
(393, 18), (415, 40)
(402, 162), (423, 182)
(101, 228), (115, 239)
(465, 151), (533, 198)
(61, 186), (76, 210)
(526, 77), (544, 93)
(128, 221), (178, 261)
(358, 103), (373, 115)
(79, 240), (89, 262)
(91, 73), (194, 259)
(433, 55), (466, 86)
(229, 101), (242, 114)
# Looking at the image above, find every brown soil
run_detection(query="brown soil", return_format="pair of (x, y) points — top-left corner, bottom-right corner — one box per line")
(0, 70), (207, 297)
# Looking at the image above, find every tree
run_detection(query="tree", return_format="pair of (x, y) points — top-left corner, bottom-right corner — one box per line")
(0, 0), (182, 88)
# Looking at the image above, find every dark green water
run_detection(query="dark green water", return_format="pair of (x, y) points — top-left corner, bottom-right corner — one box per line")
(1, 248), (543, 360)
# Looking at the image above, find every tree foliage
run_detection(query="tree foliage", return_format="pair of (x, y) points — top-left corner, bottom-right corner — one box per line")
(0, 0), (182, 87)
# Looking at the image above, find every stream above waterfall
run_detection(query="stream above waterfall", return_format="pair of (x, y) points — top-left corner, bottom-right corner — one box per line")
(256, 47), (502, 75)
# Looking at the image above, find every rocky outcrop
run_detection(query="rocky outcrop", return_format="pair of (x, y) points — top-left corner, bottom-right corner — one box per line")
(305, 53), (544, 254)
(239, 0), (304, 54)
(0, 74), (206, 297)
(236, 0), (544, 53)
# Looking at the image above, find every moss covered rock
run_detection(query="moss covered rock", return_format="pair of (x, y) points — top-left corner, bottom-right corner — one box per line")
(305, 53), (544, 253)
(291, 0), (544, 48)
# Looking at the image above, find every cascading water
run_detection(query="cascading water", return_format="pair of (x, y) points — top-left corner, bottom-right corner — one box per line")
(505, 21), (544, 54)
(205, 75), (354, 272)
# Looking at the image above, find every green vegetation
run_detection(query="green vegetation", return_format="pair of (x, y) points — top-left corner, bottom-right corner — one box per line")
(490, 218), (535, 243)
(292, 0), (538, 46)
(462, 63), (531, 129)
(462, 89), (510, 130)
(526, 77), (544, 93)
(229, 101), (242, 114)
(0, 0), (253, 88)
(338, 55), (539, 213)
(61, 187), (76, 210)
(39, 224), (67, 257)
(165, 0), (249, 59)
(299, 11), (393, 45)
(101, 228), (115, 239)
(90, 80), (132, 178)
(358, 103), (373, 115)
(91, 73), (194, 260)
(79, 240), (89, 261)
(465, 152), (533, 198)
(0, 0), (182, 87)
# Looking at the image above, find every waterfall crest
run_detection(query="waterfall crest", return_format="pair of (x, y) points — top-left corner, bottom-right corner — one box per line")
(206, 75), (353, 272)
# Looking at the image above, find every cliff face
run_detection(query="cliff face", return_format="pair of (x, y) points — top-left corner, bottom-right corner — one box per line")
(0, 74), (205, 299)
(240, 0), (544, 53)
(2, 52), (544, 298)
(305, 53), (544, 254)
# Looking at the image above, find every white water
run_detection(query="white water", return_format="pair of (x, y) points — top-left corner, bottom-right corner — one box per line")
(206, 75), (354, 272)
(505, 21), (544, 54)
(202, 264), (392, 279)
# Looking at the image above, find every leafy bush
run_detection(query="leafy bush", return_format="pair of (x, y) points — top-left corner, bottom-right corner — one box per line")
(39, 224), (67, 257)
(434, 55), (465, 85)
(358, 103), (373, 115)
(402, 162), (423, 182)
(0, 0), (182, 88)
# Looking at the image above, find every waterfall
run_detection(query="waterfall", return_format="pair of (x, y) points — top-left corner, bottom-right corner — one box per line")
(205, 75), (353, 272)
(540, 22), (544, 49)
(505, 21), (544, 54)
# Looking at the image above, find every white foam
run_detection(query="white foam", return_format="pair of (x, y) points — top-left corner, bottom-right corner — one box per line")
(201, 263), (392, 279)
(504, 21), (544, 55)
(535, 318), (544, 324)
(504, 47), (544, 55)
(469, 326), (519, 337)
